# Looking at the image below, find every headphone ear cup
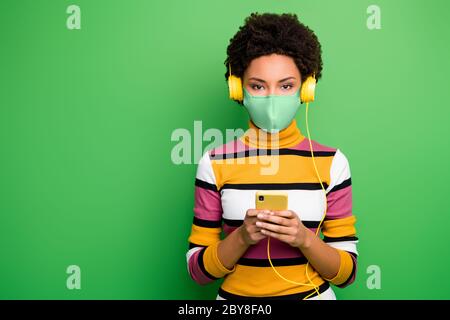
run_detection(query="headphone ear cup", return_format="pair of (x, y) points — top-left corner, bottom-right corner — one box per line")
(300, 76), (316, 103)
(228, 75), (243, 102)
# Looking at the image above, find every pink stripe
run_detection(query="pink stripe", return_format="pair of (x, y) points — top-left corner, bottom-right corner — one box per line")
(294, 138), (337, 152)
(188, 249), (213, 285)
(339, 253), (357, 287)
(223, 225), (319, 259)
(243, 237), (304, 259)
(223, 224), (236, 235)
(209, 137), (336, 158)
(209, 137), (322, 157)
(209, 139), (250, 156)
(194, 186), (222, 221)
(347, 254), (357, 284)
(326, 185), (352, 220)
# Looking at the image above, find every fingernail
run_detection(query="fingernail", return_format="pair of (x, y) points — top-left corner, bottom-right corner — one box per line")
(257, 213), (263, 219)
(256, 221), (262, 227)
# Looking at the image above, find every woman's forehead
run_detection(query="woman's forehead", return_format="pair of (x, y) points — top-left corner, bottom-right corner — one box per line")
(244, 54), (300, 80)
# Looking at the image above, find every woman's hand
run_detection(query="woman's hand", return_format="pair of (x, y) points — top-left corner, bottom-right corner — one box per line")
(255, 210), (312, 249)
(238, 209), (271, 246)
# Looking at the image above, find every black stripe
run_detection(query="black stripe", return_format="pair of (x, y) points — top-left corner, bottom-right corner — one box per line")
(337, 252), (358, 288)
(222, 219), (243, 227)
(217, 281), (330, 300)
(223, 219), (321, 229)
(303, 221), (321, 228)
(220, 182), (328, 192)
(193, 217), (222, 228)
(323, 236), (359, 243)
(195, 178), (218, 192)
(188, 242), (206, 249)
(210, 149), (336, 160)
(327, 177), (351, 194)
(197, 248), (219, 281)
(237, 257), (308, 267)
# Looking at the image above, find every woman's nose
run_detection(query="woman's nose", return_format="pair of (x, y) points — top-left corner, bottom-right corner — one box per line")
(268, 86), (277, 96)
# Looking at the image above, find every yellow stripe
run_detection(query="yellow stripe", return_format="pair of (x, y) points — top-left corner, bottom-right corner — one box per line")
(324, 249), (354, 285)
(221, 264), (325, 297)
(322, 216), (356, 238)
(210, 154), (333, 188)
(188, 224), (221, 246)
(203, 241), (236, 278)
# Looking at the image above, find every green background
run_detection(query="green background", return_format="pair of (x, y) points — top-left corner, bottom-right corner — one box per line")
(1, 0), (449, 299)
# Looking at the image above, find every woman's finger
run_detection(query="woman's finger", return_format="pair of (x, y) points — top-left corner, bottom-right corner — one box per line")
(257, 213), (291, 226)
(256, 221), (295, 235)
(260, 229), (292, 243)
(271, 210), (297, 219)
(246, 209), (271, 217)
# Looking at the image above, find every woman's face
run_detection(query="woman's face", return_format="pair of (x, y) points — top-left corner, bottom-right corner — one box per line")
(243, 54), (302, 96)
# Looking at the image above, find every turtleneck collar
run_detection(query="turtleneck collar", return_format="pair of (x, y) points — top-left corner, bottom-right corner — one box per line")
(239, 118), (305, 149)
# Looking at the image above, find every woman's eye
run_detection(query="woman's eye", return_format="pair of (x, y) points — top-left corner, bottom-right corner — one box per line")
(251, 84), (264, 90)
(281, 84), (293, 90)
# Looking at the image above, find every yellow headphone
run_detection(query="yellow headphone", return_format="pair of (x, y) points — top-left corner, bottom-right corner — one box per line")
(227, 63), (316, 103)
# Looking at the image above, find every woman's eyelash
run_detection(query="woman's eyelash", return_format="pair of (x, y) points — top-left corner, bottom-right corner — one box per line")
(250, 83), (295, 90)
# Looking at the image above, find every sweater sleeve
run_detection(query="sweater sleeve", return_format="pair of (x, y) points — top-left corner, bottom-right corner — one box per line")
(185, 151), (236, 285)
(322, 148), (359, 287)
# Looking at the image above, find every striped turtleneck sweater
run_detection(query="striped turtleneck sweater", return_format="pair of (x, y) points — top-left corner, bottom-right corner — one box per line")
(186, 119), (358, 299)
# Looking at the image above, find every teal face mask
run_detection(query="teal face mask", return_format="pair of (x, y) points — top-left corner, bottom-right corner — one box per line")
(242, 87), (301, 133)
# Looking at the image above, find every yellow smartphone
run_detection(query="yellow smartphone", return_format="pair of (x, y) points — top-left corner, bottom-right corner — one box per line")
(255, 191), (288, 211)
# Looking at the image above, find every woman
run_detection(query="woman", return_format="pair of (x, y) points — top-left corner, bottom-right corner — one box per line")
(186, 12), (358, 300)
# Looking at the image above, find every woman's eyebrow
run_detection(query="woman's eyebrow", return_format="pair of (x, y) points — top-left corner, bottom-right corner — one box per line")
(248, 76), (296, 83)
(278, 76), (296, 82)
(248, 77), (267, 83)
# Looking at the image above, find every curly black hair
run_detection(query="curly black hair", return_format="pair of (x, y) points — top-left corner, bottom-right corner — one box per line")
(224, 12), (323, 102)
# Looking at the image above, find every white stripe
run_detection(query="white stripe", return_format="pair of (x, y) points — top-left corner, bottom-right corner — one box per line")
(186, 246), (203, 274)
(326, 240), (359, 255)
(221, 189), (327, 222)
(216, 286), (337, 300)
(305, 286), (337, 300)
(196, 152), (217, 185)
(326, 148), (351, 194)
